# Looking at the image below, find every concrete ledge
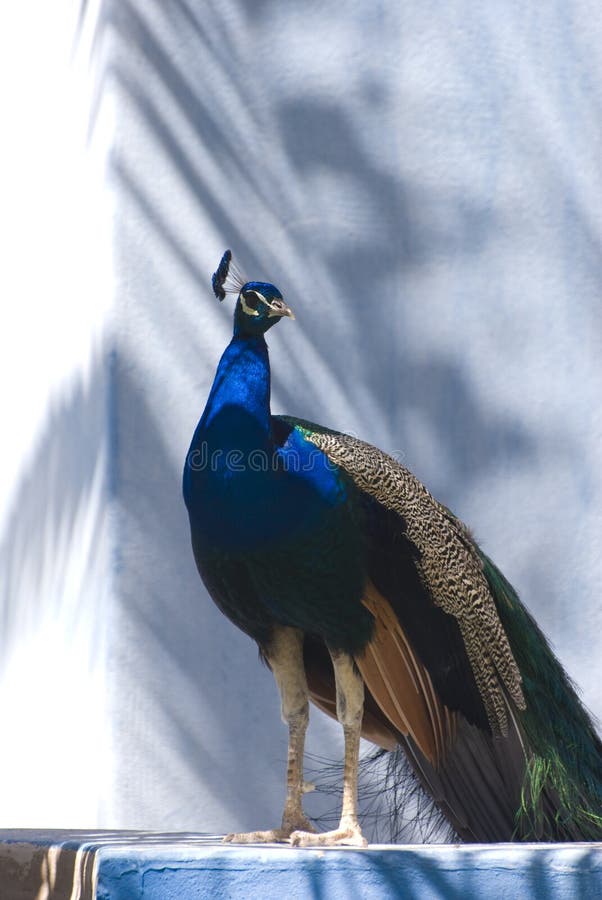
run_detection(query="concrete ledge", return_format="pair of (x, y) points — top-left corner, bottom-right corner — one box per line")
(1, 831), (601, 899)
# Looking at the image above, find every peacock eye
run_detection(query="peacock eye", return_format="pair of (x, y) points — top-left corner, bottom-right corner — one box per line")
(242, 291), (260, 310)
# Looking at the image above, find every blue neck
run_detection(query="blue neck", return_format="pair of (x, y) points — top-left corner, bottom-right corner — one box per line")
(197, 334), (271, 452)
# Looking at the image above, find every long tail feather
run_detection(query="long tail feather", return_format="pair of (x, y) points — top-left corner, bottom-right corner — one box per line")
(480, 551), (602, 840)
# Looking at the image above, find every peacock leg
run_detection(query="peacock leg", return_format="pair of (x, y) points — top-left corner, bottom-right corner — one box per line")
(224, 626), (316, 843)
(291, 650), (368, 847)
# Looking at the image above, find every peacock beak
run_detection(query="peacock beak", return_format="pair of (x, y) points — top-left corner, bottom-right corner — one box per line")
(268, 299), (295, 320)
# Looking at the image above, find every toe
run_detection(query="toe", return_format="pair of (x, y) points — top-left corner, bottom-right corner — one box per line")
(290, 826), (367, 848)
(223, 829), (288, 844)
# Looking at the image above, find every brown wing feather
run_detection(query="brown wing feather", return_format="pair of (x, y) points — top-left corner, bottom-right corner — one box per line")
(356, 581), (455, 767)
(303, 583), (455, 764)
(284, 418), (525, 736)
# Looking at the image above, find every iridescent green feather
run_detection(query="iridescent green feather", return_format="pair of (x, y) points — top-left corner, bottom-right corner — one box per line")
(479, 551), (602, 839)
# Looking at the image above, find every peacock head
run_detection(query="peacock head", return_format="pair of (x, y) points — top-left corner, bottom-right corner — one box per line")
(212, 249), (295, 337)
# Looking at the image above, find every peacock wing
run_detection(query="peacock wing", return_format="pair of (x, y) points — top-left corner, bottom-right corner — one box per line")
(276, 415), (525, 729)
(274, 415), (529, 840)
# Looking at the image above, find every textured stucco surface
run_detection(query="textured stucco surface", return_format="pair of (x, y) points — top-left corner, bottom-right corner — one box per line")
(0, 1), (601, 836)
(1, 832), (601, 899)
(106, 0), (602, 835)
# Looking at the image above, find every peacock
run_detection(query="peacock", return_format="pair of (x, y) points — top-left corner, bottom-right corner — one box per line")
(182, 250), (602, 846)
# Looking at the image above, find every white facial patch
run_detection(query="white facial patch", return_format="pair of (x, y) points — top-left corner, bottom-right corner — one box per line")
(240, 290), (265, 317)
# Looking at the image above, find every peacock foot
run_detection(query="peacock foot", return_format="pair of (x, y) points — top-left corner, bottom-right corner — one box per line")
(224, 815), (316, 844)
(290, 821), (367, 848)
(223, 828), (290, 844)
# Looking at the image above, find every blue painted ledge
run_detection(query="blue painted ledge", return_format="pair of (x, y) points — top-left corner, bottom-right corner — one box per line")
(0, 831), (601, 899)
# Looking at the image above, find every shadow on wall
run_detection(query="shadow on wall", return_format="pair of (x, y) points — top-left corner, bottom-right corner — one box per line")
(104, 0), (536, 494)
(0, 353), (107, 682)
(0, 349), (111, 825)
(94, 0), (545, 837)
(0, 0), (596, 849)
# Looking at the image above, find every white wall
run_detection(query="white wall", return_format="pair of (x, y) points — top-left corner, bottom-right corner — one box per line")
(1, 0), (601, 836)
(0, 1), (114, 825)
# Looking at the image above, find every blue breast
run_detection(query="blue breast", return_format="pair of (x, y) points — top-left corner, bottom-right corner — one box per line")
(183, 334), (373, 651)
(184, 336), (345, 547)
